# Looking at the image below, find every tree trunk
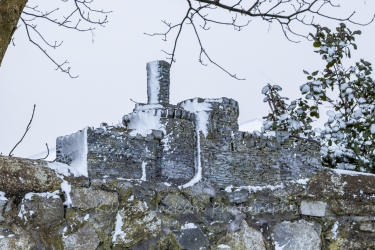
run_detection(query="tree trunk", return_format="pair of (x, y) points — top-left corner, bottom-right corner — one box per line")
(0, 0), (28, 67)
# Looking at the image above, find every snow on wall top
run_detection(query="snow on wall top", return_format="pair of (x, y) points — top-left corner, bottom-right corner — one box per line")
(147, 61), (161, 104)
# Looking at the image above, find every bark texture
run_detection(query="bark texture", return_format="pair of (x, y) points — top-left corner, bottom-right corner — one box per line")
(0, 0), (28, 67)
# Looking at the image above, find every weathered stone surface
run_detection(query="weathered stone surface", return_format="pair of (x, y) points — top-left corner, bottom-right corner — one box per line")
(229, 190), (249, 204)
(112, 200), (161, 248)
(0, 156), (62, 194)
(161, 194), (192, 213)
(327, 220), (375, 249)
(70, 187), (118, 210)
(175, 226), (209, 250)
(359, 222), (375, 232)
(329, 199), (375, 216)
(216, 220), (266, 250)
(63, 223), (100, 250)
(0, 199), (7, 222)
(18, 193), (64, 228)
(305, 168), (347, 199)
(300, 201), (327, 217)
(271, 219), (321, 250)
(0, 224), (35, 250)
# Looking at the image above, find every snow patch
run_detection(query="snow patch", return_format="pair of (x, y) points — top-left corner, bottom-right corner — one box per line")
(331, 221), (339, 240)
(55, 127), (88, 177)
(126, 109), (165, 136)
(234, 183), (285, 193)
(84, 214), (90, 221)
(181, 222), (197, 230)
(112, 209), (126, 244)
(224, 185), (233, 193)
(217, 244), (231, 249)
(140, 162), (147, 181)
(331, 168), (375, 177)
(24, 191), (60, 200)
(0, 191), (8, 201)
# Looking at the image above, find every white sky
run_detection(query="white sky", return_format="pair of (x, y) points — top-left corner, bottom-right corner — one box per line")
(1, 0), (374, 158)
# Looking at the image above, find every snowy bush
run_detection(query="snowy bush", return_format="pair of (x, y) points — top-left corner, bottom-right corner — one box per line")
(262, 24), (375, 173)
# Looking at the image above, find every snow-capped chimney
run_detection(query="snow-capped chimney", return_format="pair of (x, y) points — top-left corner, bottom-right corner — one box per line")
(146, 60), (170, 105)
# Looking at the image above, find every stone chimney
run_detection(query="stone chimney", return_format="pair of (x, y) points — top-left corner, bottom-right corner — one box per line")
(147, 60), (170, 105)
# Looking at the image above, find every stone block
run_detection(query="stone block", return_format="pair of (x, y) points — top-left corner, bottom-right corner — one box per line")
(0, 156), (62, 195)
(63, 224), (100, 250)
(70, 187), (118, 210)
(271, 219), (321, 250)
(175, 226), (209, 250)
(300, 201), (327, 217)
(216, 220), (266, 250)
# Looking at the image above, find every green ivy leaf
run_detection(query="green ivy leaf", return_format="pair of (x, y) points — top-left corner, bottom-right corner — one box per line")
(313, 42), (322, 48)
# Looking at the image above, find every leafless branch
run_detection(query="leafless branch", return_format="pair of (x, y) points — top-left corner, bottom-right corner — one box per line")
(147, 0), (373, 79)
(41, 143), (49, 160)
(9, 104), (36, 157)
(20, 0), (111, 77)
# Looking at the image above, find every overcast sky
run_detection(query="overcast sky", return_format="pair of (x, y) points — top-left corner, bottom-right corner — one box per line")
(1, 0), (374, 159)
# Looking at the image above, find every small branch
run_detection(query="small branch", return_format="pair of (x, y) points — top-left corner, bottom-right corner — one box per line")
(9, 104), (36, 156)
(41, 143), (49, 160)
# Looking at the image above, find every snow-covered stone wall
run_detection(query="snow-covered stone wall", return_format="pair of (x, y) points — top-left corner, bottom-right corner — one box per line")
(0, 156), (374, 249)
(1, 60), (374, 249)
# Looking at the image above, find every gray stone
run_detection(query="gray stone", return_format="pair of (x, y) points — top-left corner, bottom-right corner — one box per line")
(0, 200), (7, 222)
(0, 156), (62, 194)
(162, 194), (192, 212)
(271, 219), (321, 250)
(0, 224), (35, 250)
(18, 192), (64, 228)
(70, 187), (118, 210)
(176, 226), (209, 250)
(359, 222), (375, 232)
(151, 129), (164, 140)
(300, 201), (327, 217)
(216, 220), (266, 250)
(112, 200), (161, 248)
(63, 223), (100, 250)
(229, 190), (249, 204)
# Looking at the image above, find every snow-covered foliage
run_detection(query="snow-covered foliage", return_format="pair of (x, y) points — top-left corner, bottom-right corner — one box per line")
(262, 24), (375, 173)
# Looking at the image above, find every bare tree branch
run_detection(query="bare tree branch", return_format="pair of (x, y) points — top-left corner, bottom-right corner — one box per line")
(9, 104), (36, 156)
(41, 143), (49, 160)
(146, 0), (374, 79)
(19, 0), (111, 77)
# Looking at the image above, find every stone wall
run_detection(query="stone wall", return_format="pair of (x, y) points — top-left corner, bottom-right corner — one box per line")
(201, 132), (322, 188)
(0, 156), (374, 249)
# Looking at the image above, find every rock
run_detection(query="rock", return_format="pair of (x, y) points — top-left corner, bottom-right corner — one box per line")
(216, 220), (266, 250)
(305, 168), (347, 199)
(0, 224), (35, 250)
(70, 187), (118, 210)
(0, 199), (8, 222)
(359, 222), (375, 233)
(300, 201), (327, 217)
(161, 194), (192, 214)
(63, 223), (100, 250)
(329, 199), (375, 216)
(271, 219), (321, 250)
(175, 225), (209, 250)
(327, 220), (375, 249)
(18, 192), (64, 228)
(185, 181), (216, 197)
(229, 190), (249, 204)
(112, 200), (161, 248)
(0, 156), (62, 195)
(156, 233), (182, 249)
